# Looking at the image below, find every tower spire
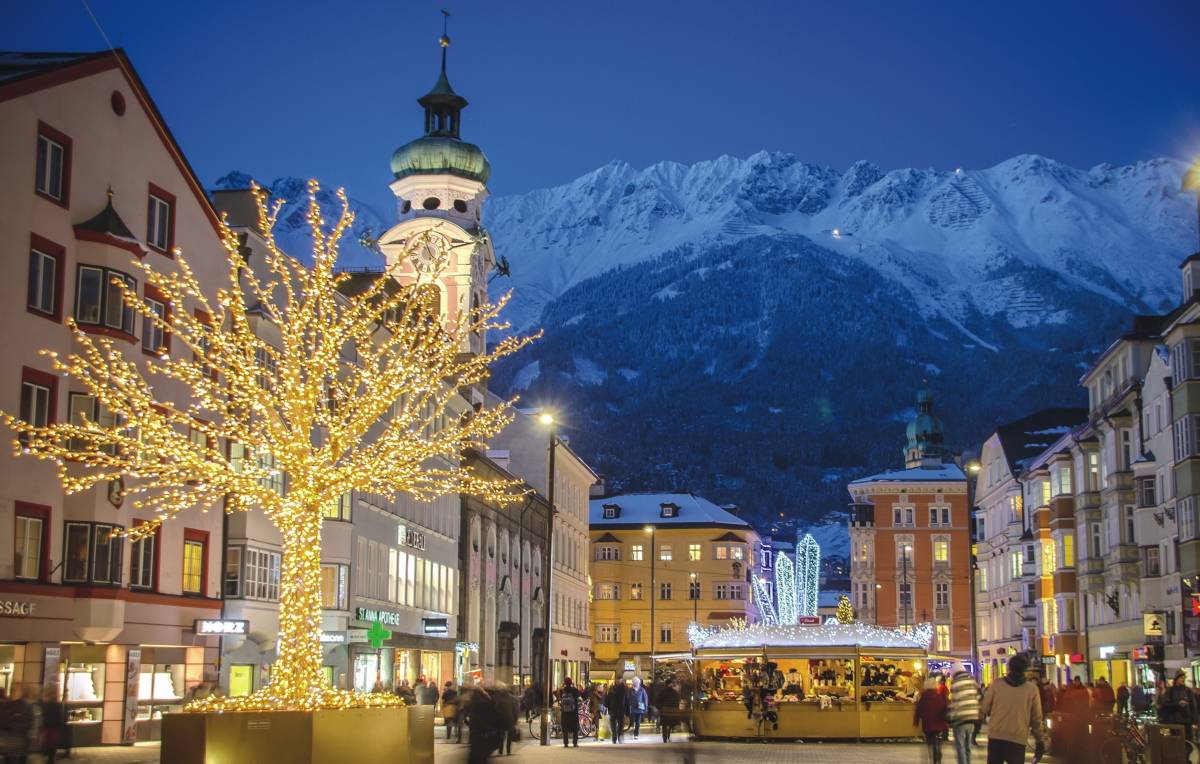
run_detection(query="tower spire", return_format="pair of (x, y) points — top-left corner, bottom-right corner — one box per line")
(440, 9), (450, 75)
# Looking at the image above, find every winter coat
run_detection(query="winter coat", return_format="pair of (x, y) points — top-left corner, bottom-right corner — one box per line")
(1092, 683), (1116, 712)
(417, 683), (439, 705)
(494, 691), (519, 730)
(559, 687), (582, 732)
(627, 685), (649, 716)
(980, 673), (1045, 748)
(605, 684), (628, 719)
(948, 673), (981, 724)
(1158, 683), (1198, 726)
(657, 686), (682, 722)
(914, 687), (949, 733)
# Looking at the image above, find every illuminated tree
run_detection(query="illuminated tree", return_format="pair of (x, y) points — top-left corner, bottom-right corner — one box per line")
(1, 181), (533, 711)
(836, 595), (854, 624)
(796, 533), (821, 617)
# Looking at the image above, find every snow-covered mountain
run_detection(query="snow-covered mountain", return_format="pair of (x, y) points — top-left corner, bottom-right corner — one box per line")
(486, 153), (1194, 334)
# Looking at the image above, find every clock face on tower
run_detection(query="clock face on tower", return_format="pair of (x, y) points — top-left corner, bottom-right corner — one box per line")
(409, 236), (449, 278)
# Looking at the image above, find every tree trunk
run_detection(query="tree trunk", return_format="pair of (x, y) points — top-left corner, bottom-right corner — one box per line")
(271, 511), (325, 706)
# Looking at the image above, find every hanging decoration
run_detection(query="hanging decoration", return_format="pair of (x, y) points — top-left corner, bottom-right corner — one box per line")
(0, 181), (536, 712)
(796, 533), (821, 618)
(688, 620), (934, 651)
(752, 575), (778, 625)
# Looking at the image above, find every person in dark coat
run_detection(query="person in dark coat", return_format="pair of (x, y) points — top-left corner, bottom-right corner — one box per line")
(605, 678), (629, 744)
(627, 677), (649, 739)
(39, 686), (66, 764)
(914, 676), (950, 764)
(440, 682), (461, 741)
(0, 686), (32, 764)
(657, 680), (682, 742)
(558, 677), (581, 748)
(464, 685), (498, 764)
(493, 684), (519, 756)
(1158, 670), (1198, 741)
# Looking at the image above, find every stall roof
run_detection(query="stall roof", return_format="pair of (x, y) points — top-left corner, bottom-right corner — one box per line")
(689, 622), (932, 651)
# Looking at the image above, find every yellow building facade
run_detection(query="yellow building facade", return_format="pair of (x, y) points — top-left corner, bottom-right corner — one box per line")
(588, 493), (760, 676)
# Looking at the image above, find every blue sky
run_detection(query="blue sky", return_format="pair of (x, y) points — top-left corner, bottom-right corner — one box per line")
(7, 0), (1199, 211)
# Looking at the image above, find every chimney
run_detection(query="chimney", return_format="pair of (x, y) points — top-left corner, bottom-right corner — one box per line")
(589, 476), (607, 498)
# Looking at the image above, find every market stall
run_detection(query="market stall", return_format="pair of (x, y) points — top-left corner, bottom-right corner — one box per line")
(690, 622), (931, 740)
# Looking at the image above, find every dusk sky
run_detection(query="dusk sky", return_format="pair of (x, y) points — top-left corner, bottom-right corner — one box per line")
(7, 1), (1199, 210)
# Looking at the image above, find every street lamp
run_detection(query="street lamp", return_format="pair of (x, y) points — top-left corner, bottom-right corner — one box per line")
(645, 524), (656, 676)
(689, 571), (699, 627)
(538, 412), (559, 746)
(964, 459), (982, 676)
(901, 544), (913, 631)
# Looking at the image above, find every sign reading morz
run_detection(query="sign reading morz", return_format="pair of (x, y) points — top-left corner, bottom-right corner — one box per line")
(193, 619), (249, 635)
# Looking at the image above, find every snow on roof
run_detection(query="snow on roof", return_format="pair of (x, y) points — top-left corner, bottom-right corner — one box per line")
(590, 492), (750, 528)
(849, 463), (966, 485)
(689, 621), (931, 650)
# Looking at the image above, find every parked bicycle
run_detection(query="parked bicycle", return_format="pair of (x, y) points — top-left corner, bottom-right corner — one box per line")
(527, 702), (598, 740)
(1098, 714), (1146, 764)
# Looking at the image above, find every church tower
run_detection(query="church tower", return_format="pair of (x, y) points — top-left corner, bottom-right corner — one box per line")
(378, 17), (494, 360)
(903, 389), (948, 467)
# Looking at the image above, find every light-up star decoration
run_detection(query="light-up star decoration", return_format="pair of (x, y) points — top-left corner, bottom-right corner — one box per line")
(0, 181), (536, 712)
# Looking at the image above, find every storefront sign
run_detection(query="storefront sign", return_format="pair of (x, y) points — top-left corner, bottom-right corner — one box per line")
(1144, 613), (1164, 637)
(1098, 645), (1116, 659)
(320, 631), (346, 644)
(1040, 656), (1057, 664)
(797, 616), (820, 625)
(355, 607), (403, 627)
(623, 660), (637, 672)
(122, 649), (141, 744)
(1132, 647), (1149, 660)
(397, 524), (426, 551)
(1068, 653), (1084, 664)
(422, 617), (448, 635)
(42, 647), (61, 686)
(346, 629), (368, 644)
(194, 619), (249, 635)
(0, 600), (36, 616)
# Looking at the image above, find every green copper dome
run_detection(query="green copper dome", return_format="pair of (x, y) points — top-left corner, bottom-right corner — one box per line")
(905, 389), (945, 455)
(390, 135), (491, 184)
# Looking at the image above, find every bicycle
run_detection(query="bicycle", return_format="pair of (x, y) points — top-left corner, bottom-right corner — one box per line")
(1098, 714), (1147, 764)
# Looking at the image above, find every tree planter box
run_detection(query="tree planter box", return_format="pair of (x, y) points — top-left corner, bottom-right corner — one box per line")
(162, 705), (434, 764)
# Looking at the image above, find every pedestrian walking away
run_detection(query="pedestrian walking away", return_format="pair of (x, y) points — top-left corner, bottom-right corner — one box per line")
(493, 683), (519, 756)
(605, 678), (629, 744)
(979, 654), (1046, 764)
(914, 673), (949, 764)
(441, 682), (461, 741)
(657, 679), (683, 743)
(559, 677), (582, 748)
(464, 685), (499, 764)
(947, 667), (981, 764)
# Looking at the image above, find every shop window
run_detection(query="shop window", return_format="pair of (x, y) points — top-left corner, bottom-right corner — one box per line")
(13, 502), (50, 581)
(146, 184), (175, 254)
(35, 121), (71, 206)
(64, 657), (104, 716)
(27, 234), (64, 321)
(182, 529), (208, 595)
(130, 518), (158, 590)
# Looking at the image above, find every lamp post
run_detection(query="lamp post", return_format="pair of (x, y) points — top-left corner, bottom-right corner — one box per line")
(902, 544), (913, 631)
(690, 571), (699, 627)
(966, 459), (982, 676)
(538, 412), (558, 746)
(645, 524), (656, 676)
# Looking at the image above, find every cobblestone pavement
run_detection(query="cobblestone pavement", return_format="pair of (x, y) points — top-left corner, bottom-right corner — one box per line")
(56, 736), (1039, 763)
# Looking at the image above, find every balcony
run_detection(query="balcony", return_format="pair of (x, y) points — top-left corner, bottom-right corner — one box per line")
(1108, 544), (1141, 566)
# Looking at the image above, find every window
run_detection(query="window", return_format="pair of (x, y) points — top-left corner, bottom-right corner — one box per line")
(1011, 551), (1023, 579)
(19, 367), (56, 444)
(660, 623), (672, 644)
(630, 583), (643, 600)
(595, 544), (620, 561)
(183, 529), (208, 595)
(630, 623), (643, 643)
(978, 567), (988, 591)
(601, 504), (619, 519)
(1060, 466), (1072, 495)
(1041, 480), (1051, 506)
(224, 547), (242, 597)
(141, 284), (171, 355)
(75, 265), (136, 335)
(1181, 497), (1198, 542)
(715, 582), (744, 600)
(899, 582), (912, 608)
(659, 545), (672, 561)
(935, 582), (949, 609)
(596, 583), (620, 600)
(323, 492), (352, 521)
(659, 582), (672, 600)
(933, 538), (949, 564)
(1087, 452), (1100, 490)
(630, 544), (644, 561)
(13, 502), (49, 582)
(1062, 534), (1075, 567)
(690, 543), (702, 561)
(1043, 542), (1056, 575)
(1145, 547), (1162, 577)
(596, 624), (619, 643)
(146, 185), (175, 253)
(929, 507), (939, 526)
(321, 563), (350, 609)
(1125, 505), (1136, 544)
(1091, 522), (1103, 558)
(68, 393), (119, 454)
(935, 624), (950, 652)
(689, 579), (700, 599)
(1025, 582), (1037, 606)
(27, 234), (64, 321)
(129, 522), (157, 591)
(193, 309), (215, 379)
(659, 503), (678, 518)
(243, 548), (281, 601)
(1139, 478), (1157, 508)
(61, 521), (121, 584)
(35, 122), (71, 205)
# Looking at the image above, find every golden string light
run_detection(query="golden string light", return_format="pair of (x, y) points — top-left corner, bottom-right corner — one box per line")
(1, 180), (536, 712)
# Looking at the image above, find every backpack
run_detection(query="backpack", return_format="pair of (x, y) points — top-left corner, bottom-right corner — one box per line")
(560, 692), (577, 714)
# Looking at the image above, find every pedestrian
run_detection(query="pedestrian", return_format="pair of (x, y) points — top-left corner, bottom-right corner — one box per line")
(948, 668), (981, 764)
(657, 679), (682, 742)
(559, 677), (581, 748)
(417, 678), (439, 706)
(914, 675), (949, 764)
(38, 686), (65, 764)
(493, 684), (519, 756)
(464, 685), (498, 764)
(979, 654), (1046, 764)
(441, 682), (461, 741)
(1157, 669), (1198, 742)
(605, 678), (629, 744)
(1131, 682), (1150, 715)
(627, 676), (649, 739)
(1091, 677), (1116, 715)
(1116, 683), (1130, 716)
(0, 686), (32, 764)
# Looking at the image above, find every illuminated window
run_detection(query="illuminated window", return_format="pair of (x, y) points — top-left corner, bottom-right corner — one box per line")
(630, 544), (644, 561)
(323, 492), (352, 521)
(935, 624), (950, 652)
(1043, 542), (1056, 575)
(933, 539), (949, 564)
(1062, 533), (1075, 567)
(182, 532), (206, 595)
(630, 583), (643, 600)
(659, 545), (672, 561)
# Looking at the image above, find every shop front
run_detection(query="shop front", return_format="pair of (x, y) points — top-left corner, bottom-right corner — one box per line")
(348, 606), (455, 693)
(0, 587), (219, 745)
(690, 622), (930, 740)
(551, 631), (591, 689)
